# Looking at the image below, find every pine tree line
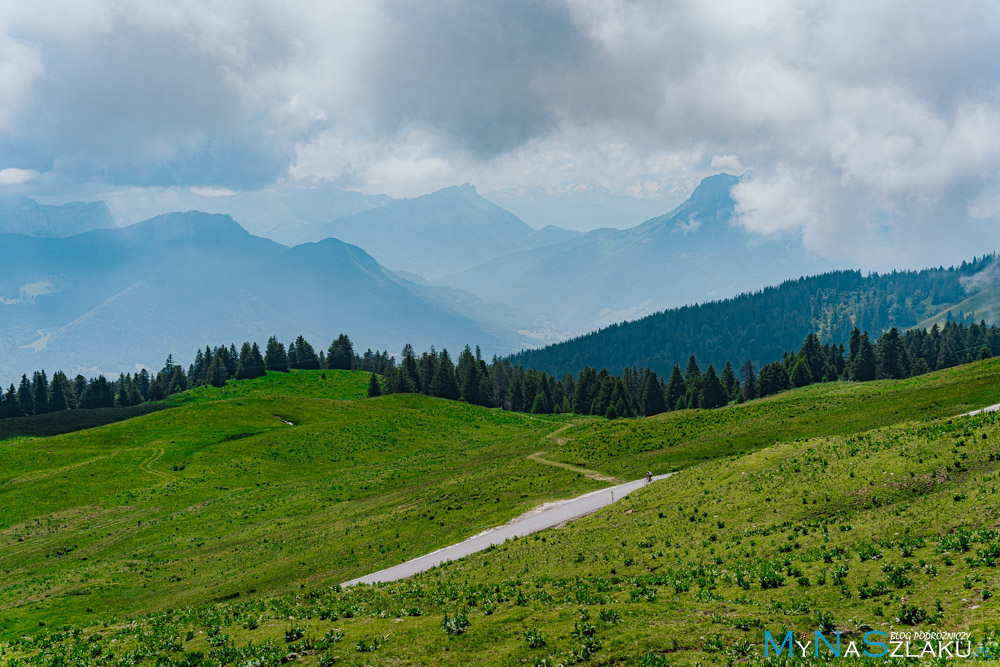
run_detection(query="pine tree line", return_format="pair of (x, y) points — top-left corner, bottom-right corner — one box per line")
(378, 320), (1000, 416)
(2, 319), (998, 421)
(0, 334), (393, 419)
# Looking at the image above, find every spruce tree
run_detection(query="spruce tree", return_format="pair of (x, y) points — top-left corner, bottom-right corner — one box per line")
(207, 355), (227, 387)
(790, 359), (813, 388)
(3, 384), (23, 417)
(573, 367), (599, 414)
(135, 369), (151, 401)
(124, 377), (143, 406)
(700, 365), (728, 409)
(508, 373), (525, 412)
(419, 350), (437, 392)
(531, 390), (551, 414)
(641, 371), (667, 416)
(591, 371), (614, 415)
(248, 343), (266, 377)
(148, 376), (167, 401)
(32, 370), (49, 414)
(428, 349), (459, 400)
(739, 359), (757, 400)
(854, 332), (877, 381)
(846, 327), (862, 379)
(17, 375), (33, 415)
(367, 372), (382, 397)
(168, 366), (189, 394)
(720, 361), (738, 399)
(327, 334), (355, 370)
(80, 376), (114, 409)
(665, 365), (686, 410)
(936, 342), (958, 369)
(684, 355), (702, 390)
(757, 362), (790, 397)
(290, 336), (320, 370)
(798, 333), (825, 382)
(456, 346), (482, 404)
(48, 372), (70, 412)
(265, 336), (289, 372)
(400, 344), (420, 392)
(235, 343), (254, 380)
(264, 336), (288, 373)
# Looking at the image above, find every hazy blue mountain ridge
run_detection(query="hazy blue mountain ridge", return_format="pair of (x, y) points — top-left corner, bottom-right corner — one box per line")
(295, 183), (579, 278)
(0, 196), (116, 237)
(442, 174), (835, 336)
(0, 212), (516, 381)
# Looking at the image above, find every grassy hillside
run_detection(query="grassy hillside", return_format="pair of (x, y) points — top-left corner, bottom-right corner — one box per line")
(0, 370), (601, 639)
(4, 362), (1000, 665)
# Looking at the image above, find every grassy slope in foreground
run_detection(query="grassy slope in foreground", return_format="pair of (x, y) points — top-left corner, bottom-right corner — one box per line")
(0, 370), (599, 638)
(4, 360), (1000, 664)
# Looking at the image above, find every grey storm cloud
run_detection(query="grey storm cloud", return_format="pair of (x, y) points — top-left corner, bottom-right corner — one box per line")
(2, 1), (1000, 267)
(359, 1), (586, 158)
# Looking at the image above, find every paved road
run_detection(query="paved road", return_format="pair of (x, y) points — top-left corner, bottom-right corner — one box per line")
(964, 403), (1000, 417)
(342, 473), (673, 587)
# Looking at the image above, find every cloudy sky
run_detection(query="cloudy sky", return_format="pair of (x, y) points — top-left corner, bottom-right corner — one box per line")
(2, 1), (1000, 268)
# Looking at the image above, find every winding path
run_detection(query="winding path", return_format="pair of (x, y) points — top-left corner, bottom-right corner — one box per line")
(343, 472), (672, 587)
(343, 398), (1000, 587)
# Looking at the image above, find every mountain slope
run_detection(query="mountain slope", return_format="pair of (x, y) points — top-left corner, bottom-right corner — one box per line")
(0, 213), (517, 380)
(102, 181), (392, 242)
(510, 257), (994, 377)
(296, 183), (579, 278)
(444, 174), (835, 336)
(247, 238), (511, 351)
(0, 195), (116, 237)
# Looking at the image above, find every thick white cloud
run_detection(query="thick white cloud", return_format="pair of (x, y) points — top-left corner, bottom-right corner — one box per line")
(2, 0), (1000, 267)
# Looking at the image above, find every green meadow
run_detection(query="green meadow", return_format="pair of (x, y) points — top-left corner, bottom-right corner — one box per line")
(0, 371), (598, 639)
(4, 361), (1000, 665)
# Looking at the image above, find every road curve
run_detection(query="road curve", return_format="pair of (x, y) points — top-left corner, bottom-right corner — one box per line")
(342, 473), (673, 587)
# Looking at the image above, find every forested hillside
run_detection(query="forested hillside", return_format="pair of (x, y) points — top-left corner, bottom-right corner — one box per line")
(510, 257), (995, 378)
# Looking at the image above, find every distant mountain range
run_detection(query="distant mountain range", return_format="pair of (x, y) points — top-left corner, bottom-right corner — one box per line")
(484, 181), (678, 232)
(0, 212), (518, 381)
(0, 196), (115, 237)
(5, 174), (999, 384)
(441, 174), (837, 336)
(290, 184), (579, 278)
(101, 182), (391, 242)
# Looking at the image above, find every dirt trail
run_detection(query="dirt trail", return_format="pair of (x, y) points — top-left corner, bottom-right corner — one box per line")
(527, 451), (623, 483)
(528, 421), (623, 483)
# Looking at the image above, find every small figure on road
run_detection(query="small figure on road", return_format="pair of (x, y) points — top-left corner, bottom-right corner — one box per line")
(646, 470), (653, 484)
